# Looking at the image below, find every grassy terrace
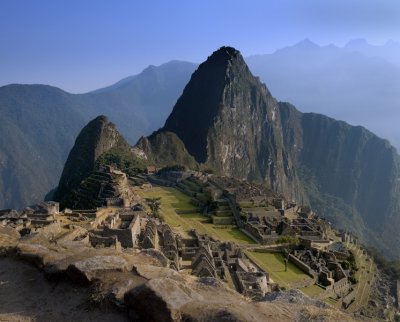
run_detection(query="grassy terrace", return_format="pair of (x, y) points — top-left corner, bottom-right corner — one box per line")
(345, 243), (376, 313)
(245, 251), (312, 288)
(136, 186), (255, 244)
(300, 284), (325, 297)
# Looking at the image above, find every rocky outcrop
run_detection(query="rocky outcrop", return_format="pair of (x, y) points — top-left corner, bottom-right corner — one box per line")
(66, 256), (130, 284)
(124, 277), (201, 322)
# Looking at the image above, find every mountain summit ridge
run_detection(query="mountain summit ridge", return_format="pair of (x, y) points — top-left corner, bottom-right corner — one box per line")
(160, 46), (300, 200)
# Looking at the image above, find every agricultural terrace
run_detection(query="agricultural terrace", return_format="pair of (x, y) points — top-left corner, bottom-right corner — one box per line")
(300, 284), (325, 298)
(136, 186), (255, 244)
(344, 243), (376, 313)
(245, 251), (313, 289)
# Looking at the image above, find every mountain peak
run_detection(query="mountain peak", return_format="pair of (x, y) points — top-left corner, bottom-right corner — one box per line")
(199, 46), (246, 72)
(92, 114), (109, 123)
(208, 46), (241, 61)
(54, 115), (128, 205)
(162, 46), (264, 163)
(296, 38), (319, 49)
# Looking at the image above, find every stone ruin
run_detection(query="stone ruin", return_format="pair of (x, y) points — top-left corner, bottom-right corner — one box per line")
(242, 201), (329, 245)
(290, 246), (353, 301)
(0, 201), (62, 238)
(89, 209), (141, 248)
(191, 244), (217, 278)
(141, 219), (159, 249)
(69, 165), (137, 209)
(158, 224), (180, 270)
(189, 233), (270, 300)
(139, 219), (181, 271)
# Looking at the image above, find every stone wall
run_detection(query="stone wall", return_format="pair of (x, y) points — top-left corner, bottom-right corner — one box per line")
(89, 233), (121, 250)
(56, 225), (87, 243)
(342, 288), (356, 308)
(31, 222), (61, 239)
(288, 254), (317, 277)
(212, 216), (234, 225)
(92, 213), (141, 248)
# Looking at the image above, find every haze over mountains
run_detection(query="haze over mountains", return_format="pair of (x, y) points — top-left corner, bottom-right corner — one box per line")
(247, 38), (400, 150)
(1, 38), (399, 217)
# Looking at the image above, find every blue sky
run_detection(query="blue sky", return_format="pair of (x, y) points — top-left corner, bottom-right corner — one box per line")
(1, 0), (400, 93)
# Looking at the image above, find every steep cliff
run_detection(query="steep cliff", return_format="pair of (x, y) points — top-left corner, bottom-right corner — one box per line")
(140, 46), (400, 259)
(54, 115), (129, 205)
(162, 46), (302, 201)
(279, 102), (400, 256)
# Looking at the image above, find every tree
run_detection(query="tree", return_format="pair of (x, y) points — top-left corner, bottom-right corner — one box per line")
(146, 197), (161, 217)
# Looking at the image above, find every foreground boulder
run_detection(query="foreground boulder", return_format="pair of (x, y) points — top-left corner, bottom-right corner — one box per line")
(67, 255), (130, 284)
(125, 277), (202, 322)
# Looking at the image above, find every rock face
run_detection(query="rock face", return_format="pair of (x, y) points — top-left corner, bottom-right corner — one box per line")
(66, 255), (129, 284)
(279, 103), (400, 257)
(147, 47), (302, 201)
(54, 115), (129, 205)
(139, 46), (400, 259)
(125, 277), (201, 322)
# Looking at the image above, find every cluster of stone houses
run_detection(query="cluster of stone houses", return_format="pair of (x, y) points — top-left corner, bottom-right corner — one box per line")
(141, 220), (181, 271)
(138, 168), (360, 305)
(89, 209), (142, 249)
(289, 244), (355, 305)
(1, 166), (364, 307)
(0, 201), (62, 238)
(241, 199), (330, 246)
(178, 230), (270, 300)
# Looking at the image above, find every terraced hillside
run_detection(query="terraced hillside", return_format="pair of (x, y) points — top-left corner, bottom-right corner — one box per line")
(135, 186), (254, 245)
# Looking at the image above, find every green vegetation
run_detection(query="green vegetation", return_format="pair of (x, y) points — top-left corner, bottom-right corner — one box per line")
(367, 246), (400, 279)
(345, 243), (376, 313)
(276, 235), (300, 246)
(347, 250), (359, 273)
(136, 186), (254, 244)
(325, 297), (338, 306)
(348, 275), (358, 284)
(300, 284), (324, 297)
(96, 146), (147, 176)
(245, 251), (312, 288)
(145, 197), (162, 218)
(137, 131), (199, 169)
(158, 165), (186, 173)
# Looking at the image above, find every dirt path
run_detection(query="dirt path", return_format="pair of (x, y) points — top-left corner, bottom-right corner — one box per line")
(0, 257), (128, 322)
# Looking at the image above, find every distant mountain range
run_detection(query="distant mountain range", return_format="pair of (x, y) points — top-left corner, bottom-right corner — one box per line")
(0, 61), (195, 209)
(246, 38), (400, 149)
(1, 38), (400, 212)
